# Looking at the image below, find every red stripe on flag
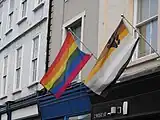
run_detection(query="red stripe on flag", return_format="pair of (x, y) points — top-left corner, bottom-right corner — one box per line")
(40, 32), (74, 84)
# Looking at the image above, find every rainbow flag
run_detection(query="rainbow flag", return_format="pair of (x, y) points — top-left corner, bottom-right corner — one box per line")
(40, 32), (92, 98)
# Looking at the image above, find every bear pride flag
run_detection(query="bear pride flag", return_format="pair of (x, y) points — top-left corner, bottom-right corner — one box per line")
(84, 19), (139, 96)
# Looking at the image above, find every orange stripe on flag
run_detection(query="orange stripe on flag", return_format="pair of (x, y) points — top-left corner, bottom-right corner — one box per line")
(43, 42), (77, 90)
(84, 20), (129, 84)
(85, 47), (115, 83)
(40, 32), (76, 85)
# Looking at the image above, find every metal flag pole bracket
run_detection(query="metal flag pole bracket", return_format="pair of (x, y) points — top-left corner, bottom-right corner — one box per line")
(68, 28), (98, 60)
(68, 28), (97, 94)
(121, 14), (160, 60)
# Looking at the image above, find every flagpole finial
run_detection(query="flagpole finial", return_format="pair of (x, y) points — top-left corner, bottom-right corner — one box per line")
(157, 57), (160, 61)
(121, 14), (124, 18)
(68, 28), (71, 31)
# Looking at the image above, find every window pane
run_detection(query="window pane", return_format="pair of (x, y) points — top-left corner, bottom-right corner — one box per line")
(69, 114), (91, 120)
(3, 77), (6, 95)
(150, 0), (158, 17)
(33, 36), (39, 59)
(138, 23), (151, 57)
(138, 0), (149, 22)
(16, 68), (21, 89)
(10, 0), (15, 12)
(151, 20), (158, 53)
(0, 5), (2, 22)
(4, 56), (8, 75)
(9, 13), (13, 28)
(0, 23), (1, 36)
(38, 0), (43, 4)
(17, 47), (22, 68)
(32, 59), (37, 82)
(22, 0), (27, 17)
(0, 5), (2, 36)
(71, 24), (81, 48)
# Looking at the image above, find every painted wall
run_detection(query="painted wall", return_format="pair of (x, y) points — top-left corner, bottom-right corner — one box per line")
(0, 0), (49, 109)
(103, 0), (160, 81)
(49, 0), (103, 81)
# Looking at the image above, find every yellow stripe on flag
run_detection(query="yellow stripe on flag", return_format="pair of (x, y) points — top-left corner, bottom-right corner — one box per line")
(119, 29), (128, 40)
(45, 42), (77, 90)
(85, 26), (128, 84)
(84, 47), (115, 84)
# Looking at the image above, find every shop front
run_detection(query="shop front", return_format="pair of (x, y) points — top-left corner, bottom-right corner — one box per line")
(38, 83), (91, 120)
(0, 93), (40, 120)
(91, 71), (160, 120)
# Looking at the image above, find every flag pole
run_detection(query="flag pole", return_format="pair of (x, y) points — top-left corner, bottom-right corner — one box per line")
(68, 28), (98, 60)
(121, 14), (160, 58)
(68, 28), (95, 94)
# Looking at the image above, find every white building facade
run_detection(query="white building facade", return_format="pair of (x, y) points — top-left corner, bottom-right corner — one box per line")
(0, 0), (49, 119)
(39, 0), (160, 120)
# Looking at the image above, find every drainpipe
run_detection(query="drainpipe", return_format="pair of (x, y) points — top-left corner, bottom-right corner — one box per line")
(45, 0), (52, 72)
(6, 102), (11, 120)
(6, 101), (13, 120)
(0, 105), (5, 120)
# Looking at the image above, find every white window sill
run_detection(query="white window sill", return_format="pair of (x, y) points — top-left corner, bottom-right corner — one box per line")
(5, 28), (13, 36)
(0, 95), (7, 100)
(12, 89), (22, 95)
(33, 2), (45, 12)
(128, 53), (158, 68)
(17, 16), (27, 25)
(28, 81), (39, 88)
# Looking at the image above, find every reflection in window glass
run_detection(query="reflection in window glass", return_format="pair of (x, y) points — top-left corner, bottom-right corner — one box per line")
(72, 24), (81, 48)
(138, 20), (157, 58)
(150, 0), (158, 17)
(138, 23), (150, 57)
(69, 114), (91, 120)
(138, 0), (158, 22)
(138, 0), (149, 22)
(136, 0), (158, 58)
(151, 20), (157, 53)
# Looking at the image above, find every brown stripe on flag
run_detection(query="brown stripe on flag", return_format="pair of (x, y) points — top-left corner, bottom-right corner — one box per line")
(117, 22), (127, 35)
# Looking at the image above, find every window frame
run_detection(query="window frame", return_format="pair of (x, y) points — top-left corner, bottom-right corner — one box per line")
(33, 0), (45, 12)
(29, 35), (40, 87)
(37, 0), (44, 5)
(7, 0), (14, 30)
(0, 4), (3, 39)
(0, 4), (2, 23)
(17, 0), (27, 25)
(1, 55), (9, 98)
(132, 0), (158, 61)
(13, 46), (23, 93)
(8, 12), (13, 29)
(21, 0), (27, 18)
(62, 11), (85, 83)
(9, 0), (15, 13)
